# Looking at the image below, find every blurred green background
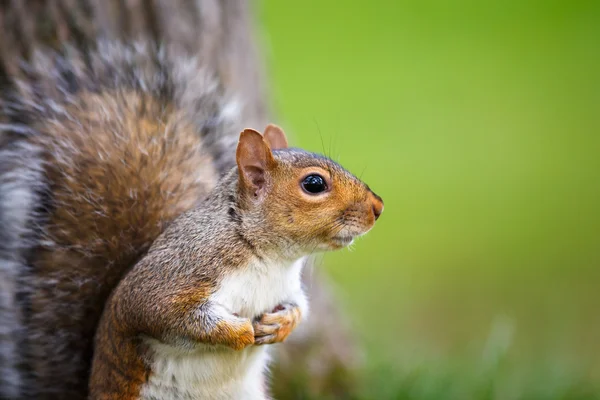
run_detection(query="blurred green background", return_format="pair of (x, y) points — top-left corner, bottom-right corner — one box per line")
(259, 0), (600, 398)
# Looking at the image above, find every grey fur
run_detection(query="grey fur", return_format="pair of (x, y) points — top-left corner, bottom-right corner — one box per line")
(16, 40), (243, 172)
(0, 134), (45, 398)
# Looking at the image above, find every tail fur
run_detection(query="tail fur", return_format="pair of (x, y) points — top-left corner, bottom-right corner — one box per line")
(0, 130), (45, 399)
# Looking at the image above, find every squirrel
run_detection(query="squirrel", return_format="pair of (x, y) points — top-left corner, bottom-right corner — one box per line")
(0, 1), (377, 398)
(89, 126), (383, 399)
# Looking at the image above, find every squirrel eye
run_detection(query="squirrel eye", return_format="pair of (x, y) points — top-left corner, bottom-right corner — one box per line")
(301, 174), (328, 194)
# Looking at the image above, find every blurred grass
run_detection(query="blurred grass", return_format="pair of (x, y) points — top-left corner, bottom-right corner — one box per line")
(260, 0), (600, 398)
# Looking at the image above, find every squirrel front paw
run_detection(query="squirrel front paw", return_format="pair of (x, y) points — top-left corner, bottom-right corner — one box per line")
(215, 316), (255, 351)
(253, 303), (302, 345)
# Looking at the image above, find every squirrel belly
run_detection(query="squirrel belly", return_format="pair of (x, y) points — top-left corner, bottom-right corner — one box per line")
(141, 257), (308, 400)
(142, 341), (269, 400)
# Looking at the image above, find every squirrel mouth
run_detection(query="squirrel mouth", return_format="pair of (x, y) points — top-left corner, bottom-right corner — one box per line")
(330, 235), (355, 247)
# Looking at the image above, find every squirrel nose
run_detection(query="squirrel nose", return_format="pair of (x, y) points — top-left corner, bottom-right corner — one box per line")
(369, 191), (384, 221)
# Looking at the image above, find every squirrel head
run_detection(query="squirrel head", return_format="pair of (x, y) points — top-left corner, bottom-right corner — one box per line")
(235, 125), (383, 256)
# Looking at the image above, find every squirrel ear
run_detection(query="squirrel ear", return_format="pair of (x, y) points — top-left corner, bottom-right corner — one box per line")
(263, 124), (288, 150)
(236, 129), (275, 198)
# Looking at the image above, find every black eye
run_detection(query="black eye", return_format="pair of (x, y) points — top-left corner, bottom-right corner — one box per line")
(301, 174), (328, 194)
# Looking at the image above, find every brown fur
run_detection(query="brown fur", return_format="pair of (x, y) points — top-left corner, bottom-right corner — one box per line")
(238, 130), (384, 255)
(34, 91), (215, 260)
(26, 90), (218, 397)
(89, 317), (150, 400)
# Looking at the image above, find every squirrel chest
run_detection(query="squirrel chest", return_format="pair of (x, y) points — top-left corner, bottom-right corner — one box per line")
(212, 256), (306, 319)
(140, 257), (307, 400)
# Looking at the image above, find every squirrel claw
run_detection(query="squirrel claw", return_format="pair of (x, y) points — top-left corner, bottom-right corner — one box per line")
(254, 333), (277, 345)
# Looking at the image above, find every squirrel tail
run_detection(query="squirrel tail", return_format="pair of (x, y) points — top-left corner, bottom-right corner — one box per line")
(0, 1), (267, 398)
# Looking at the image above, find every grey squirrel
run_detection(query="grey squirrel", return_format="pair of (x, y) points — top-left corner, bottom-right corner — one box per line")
(0, 1), (379, 399)
(90, 126), (382, 399)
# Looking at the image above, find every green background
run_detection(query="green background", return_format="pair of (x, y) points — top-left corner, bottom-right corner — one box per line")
(260, 1), (600, 398)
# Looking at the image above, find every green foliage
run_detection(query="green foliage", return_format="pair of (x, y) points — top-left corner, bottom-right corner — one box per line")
(262, 0), (600, 397)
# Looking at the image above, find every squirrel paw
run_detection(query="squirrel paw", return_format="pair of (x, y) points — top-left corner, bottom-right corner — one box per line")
(217, 316), (255, 351)
(253, 303), (302, 345)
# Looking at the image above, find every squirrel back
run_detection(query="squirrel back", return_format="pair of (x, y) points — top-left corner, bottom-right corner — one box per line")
(0, 2), (266, 398)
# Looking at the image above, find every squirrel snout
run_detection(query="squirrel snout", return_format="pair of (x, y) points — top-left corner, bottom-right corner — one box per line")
(369, 191), (384, 221)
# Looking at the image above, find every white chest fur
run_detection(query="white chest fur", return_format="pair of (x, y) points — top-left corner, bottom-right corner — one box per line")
(140, 257), (307, 400)
(212, 256), (306, 319)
